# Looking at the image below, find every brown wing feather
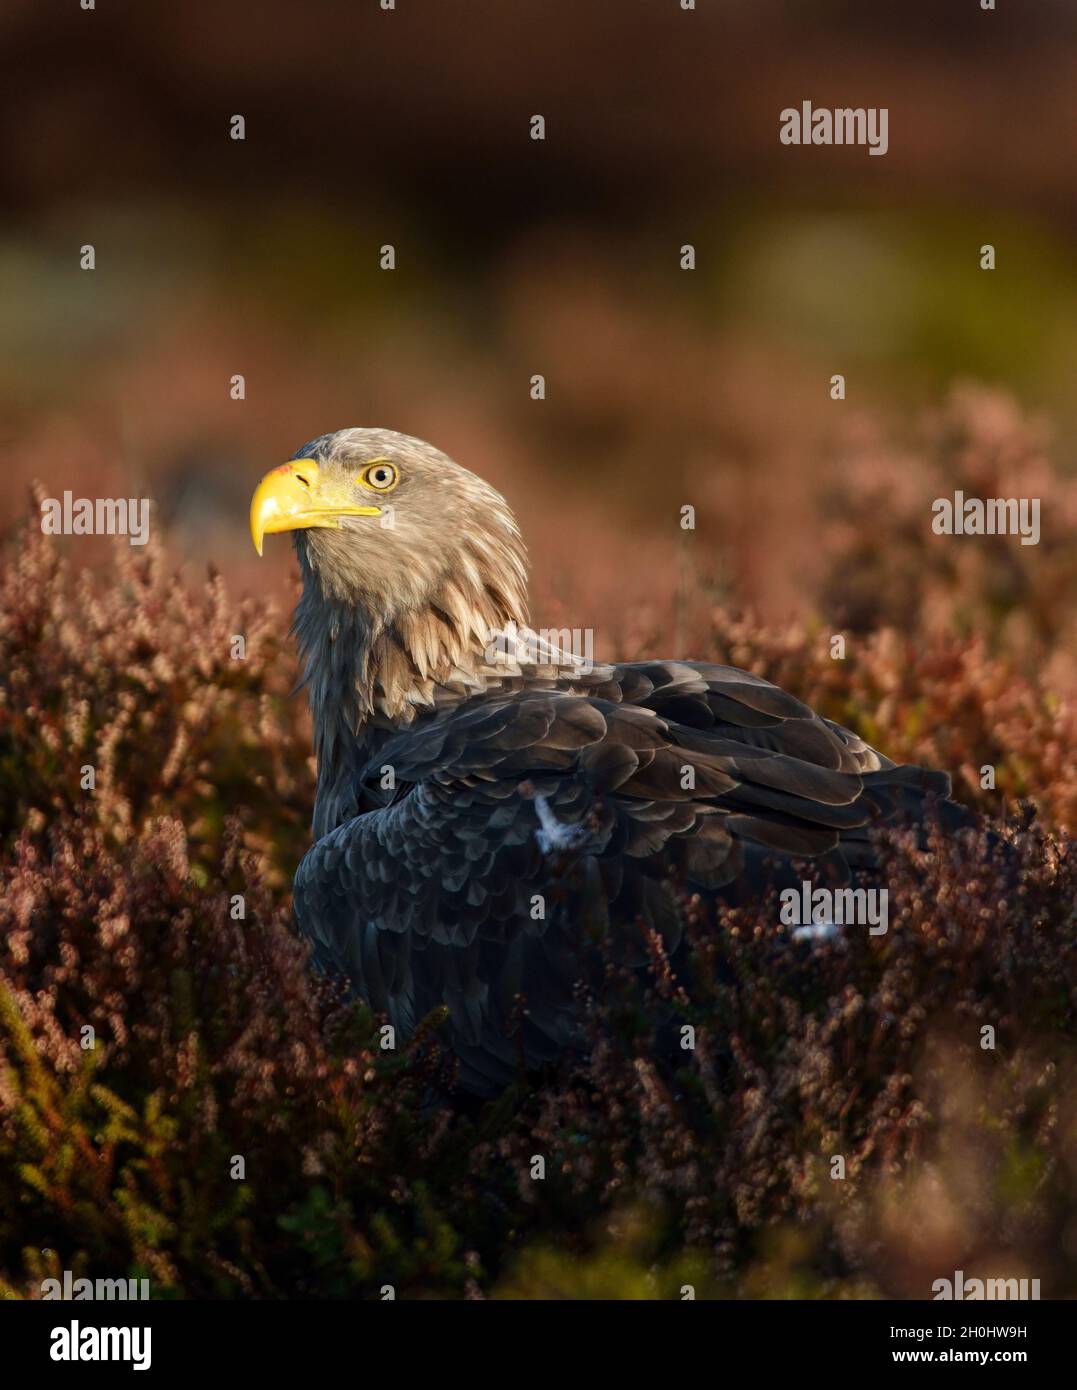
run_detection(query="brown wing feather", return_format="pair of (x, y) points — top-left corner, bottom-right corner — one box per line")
(294, 659), (958, 1092)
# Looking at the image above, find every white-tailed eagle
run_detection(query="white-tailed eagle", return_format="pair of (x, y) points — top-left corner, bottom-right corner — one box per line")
(250, 428), (960, 1093)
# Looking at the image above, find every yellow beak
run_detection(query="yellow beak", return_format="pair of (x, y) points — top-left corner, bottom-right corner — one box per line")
(249, 459), (381, 555)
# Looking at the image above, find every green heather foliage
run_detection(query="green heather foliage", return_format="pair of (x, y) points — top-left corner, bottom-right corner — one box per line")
(1, 404), (1076, 1297)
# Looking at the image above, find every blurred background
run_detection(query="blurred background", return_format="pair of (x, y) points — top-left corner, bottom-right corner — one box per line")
(2, 0), (1075, 673)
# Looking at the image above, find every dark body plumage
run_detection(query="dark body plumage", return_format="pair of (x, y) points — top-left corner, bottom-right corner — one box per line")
(251, 428), (961, 1094)
(294, 655), (952, 1093)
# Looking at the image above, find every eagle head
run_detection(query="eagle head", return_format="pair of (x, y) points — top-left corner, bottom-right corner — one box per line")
(251, 427), (526, 614)
(249, 428), (531, 726)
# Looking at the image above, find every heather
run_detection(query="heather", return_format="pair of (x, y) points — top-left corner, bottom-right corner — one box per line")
(1, 390), (1075, 1299)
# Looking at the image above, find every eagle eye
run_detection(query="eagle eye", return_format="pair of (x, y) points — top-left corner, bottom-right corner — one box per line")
(359, 461), (398, 492)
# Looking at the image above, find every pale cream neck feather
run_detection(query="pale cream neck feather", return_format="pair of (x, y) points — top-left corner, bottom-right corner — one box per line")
(362, 542), (533, 724)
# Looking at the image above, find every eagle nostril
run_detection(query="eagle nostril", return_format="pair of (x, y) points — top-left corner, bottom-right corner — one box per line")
(294, 473), (311, 489)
